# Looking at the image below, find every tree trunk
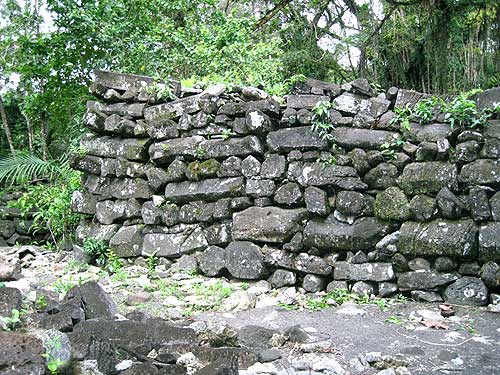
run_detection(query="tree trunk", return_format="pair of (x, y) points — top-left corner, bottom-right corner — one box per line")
(25, 113), (34, 153)
(40, 111), (49, 160)
(0, 95), (15, 155)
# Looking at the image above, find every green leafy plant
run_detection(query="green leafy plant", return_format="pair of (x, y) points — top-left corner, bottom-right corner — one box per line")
(146, 81), (176, 101)
(390, 104), (412, 132)
(83, 238), (122, 274)
(36, 295), (48, 311)
(8, 161), (81, 247)
(385, 315), (403, 324)
(413, 96), (440, 124)
(147, 251), (159, 276)
(443, 91), (482, 130)
(218, 129), (234, 140)
(0, 309), (22, 331)
(194, 147), (207, 160)
(311, 100), (336, 142)
(380, 137), (404, 159)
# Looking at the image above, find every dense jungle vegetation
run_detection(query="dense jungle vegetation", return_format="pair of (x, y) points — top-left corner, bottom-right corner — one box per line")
(0, 0), (499, 246)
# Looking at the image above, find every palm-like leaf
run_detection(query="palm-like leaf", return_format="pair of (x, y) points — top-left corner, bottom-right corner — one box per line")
(0, 152), (71, 186)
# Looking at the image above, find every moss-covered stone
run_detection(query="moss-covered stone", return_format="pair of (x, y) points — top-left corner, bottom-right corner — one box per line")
(186, 159), (221, 181)
(398, 219), (478, 258)
(374, 187), (411, 221)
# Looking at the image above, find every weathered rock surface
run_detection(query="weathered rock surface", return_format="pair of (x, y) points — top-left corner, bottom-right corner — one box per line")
(398, 162), (458, 194)
(225, 241), (266, 279)
(165, 177), (245, 203)
(398, 270), (459, 291)
(303, 217), (390, 251)
(142, 227), (207, 258)
(267, 126), (329, 152)
(398, 220), (478, 258)
(80, 133), (150, 161)
(444, 277), (489, 306)
(334, 262), (395, 282)
(232, 207), (308, 243)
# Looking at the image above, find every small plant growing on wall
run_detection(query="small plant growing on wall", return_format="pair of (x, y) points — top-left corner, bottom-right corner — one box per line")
(83, 238), (122, 274)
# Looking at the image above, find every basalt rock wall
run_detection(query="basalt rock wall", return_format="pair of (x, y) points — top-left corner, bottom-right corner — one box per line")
(71, 70), (500, 305)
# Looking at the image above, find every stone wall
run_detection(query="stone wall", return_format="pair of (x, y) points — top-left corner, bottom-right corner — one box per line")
(71, 70), (500, 305)
(0, 193), (47, 246)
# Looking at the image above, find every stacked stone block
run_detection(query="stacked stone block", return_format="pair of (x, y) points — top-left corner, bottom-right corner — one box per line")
(71, 71), (500, 305)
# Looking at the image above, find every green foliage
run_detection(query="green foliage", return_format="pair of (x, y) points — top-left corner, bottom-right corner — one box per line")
(380, 137), (404, 159)
(0, 308), (22, 331)
(10, 166), (81, 247)
(390, 105), (412, 132)
(311, 101), (336, 142)
(147, 252), (159, 276)
(443, 90), (489, 130)
(413, 97), (440, 124)
(0, 152), (72, 186)
(385, 315), (403, 325)
(36, 295), (48, 311)
(83, 238), (122, 274)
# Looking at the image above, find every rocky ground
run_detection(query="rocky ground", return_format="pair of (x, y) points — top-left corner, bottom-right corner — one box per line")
(1, 245), (499, 375)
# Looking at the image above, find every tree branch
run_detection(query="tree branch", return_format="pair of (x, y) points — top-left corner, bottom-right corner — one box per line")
(253, 0), (293, 31)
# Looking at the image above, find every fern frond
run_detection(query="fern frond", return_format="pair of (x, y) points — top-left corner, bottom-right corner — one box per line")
(0, 152), (64, 186)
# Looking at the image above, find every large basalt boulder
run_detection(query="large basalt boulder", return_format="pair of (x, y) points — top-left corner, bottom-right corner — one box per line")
(266, 126), (329, 152)
(397, 162), (458, 195)
(409, 194), (437, 222)
(335, 191), (373, 217)
(150, 136), (264, 164)
(70, 318), (197, 356)
(264, 248), (332, 275)
(164, 177), (245, 203)
(232, 207), (308, 243)
(374, 187), (411, 221)
(0, 254), (21, 282)
(71, 191), (97, 215)
(333, 128), (398, 150)
(303, 217), (391, 251)
(105, 178), (152, 199)
(225, 241), (266, 279)
(397, 270), (459, 291)
(218, 98), (280, 118)
(443, 277), (488, 306)
(436, 187), (466, 219)
(80, 133), (150, 161)
(398, 219), (478, 258)
(287, 162), (367, 190)
(333, 93), (390, 117)
(0, 332), (46, 375)
(460, 159), (500, 186)
(93, 69), (181, 95)
(287, 94), (330, 109)
(197, 246), (227, 276)
(475, 87), (500, 110)
(65, 281), (117, 320)
(394, 89), (431, 108)
(109, 225), (144, 257)
(479, 222), (500, 262)
(76, 221), (120, 242)
(142, 227), (208, 258)
(144, 93), (216, 121)
(333, 262), (395, 282)
(69, 153), (102, 174)
(363, 163), (399, 189)
(304, 186), (330, 215)
(406, 123), (453, 142)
